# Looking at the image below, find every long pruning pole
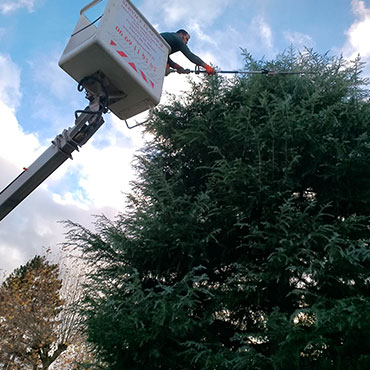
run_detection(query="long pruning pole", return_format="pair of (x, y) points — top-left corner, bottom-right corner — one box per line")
(170, 66), (314, 76)
(198, 67), (314, 75)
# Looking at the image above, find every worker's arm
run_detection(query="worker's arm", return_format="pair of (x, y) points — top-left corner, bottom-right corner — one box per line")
(179, 44), (215, 75)
(167, 56), (177, 68)
(179, 43), (204, 66)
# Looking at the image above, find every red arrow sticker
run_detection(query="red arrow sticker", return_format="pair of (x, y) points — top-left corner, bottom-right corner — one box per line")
(117, 50), (128, 57)
(140, 70), (148, 83)
(129, 62), (137, 72)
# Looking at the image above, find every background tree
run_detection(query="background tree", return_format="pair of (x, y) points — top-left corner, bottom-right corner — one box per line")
(0, 255), (81, 369)
(65, 49), (370, 369)
(50, 256), (99, 370)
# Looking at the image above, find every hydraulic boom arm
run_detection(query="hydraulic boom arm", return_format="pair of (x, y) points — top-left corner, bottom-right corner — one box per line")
(0, 94), (105, 221)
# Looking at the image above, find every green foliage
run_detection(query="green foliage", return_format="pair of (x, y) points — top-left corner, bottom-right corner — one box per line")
(66, 49), (370, 369)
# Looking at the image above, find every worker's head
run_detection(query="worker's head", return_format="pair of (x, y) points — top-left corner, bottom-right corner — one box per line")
(176, 29), (190, 44)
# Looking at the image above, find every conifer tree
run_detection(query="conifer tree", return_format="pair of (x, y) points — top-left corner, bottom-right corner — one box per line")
(66, 50), (370, 369)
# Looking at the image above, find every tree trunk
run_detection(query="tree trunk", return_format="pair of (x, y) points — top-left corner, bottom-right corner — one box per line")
(41, 343), (68, 370)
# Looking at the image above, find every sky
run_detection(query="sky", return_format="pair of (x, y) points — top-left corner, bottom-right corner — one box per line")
(0, 0), (370, 277)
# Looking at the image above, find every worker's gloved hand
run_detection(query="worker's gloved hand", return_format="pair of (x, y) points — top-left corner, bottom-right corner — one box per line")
(204, 64), (215, 75)
(176, 66), (190, 74)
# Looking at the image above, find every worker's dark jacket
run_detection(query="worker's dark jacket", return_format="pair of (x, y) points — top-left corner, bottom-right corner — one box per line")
(160, 32), (204, 67)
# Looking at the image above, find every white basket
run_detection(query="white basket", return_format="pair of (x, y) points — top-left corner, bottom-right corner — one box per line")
(59, 0), (170, 120)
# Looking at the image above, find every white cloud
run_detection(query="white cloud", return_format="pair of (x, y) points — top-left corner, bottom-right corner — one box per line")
(141, 0), (232, 28)
(0, 141), (119, 278)
(0, 101), (44, 178)
(0, 97), (64, 277)
(0, 242), (25, 280)
(28, 48), (78, 102)
(283, 31), (315, 50)
(0, 0), (37, 14)
(342, 0), (370, 63)
(228, 16), (276, 60)
(252, 16), (274, 51)
(0, 54), (22, 110)
(0, 159), (104, 278)
(26, 48), (88, 139)
(61, 120), (143, 209)
(352, 0), (370, 19)
(188, 23), (218, 47)
(0, 56), (42, 173)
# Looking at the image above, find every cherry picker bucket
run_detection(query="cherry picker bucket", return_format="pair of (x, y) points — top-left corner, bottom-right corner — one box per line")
(58, 0), (170, 120)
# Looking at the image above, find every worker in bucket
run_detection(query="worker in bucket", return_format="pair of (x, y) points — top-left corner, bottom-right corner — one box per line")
(160, 29), (215, 76)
